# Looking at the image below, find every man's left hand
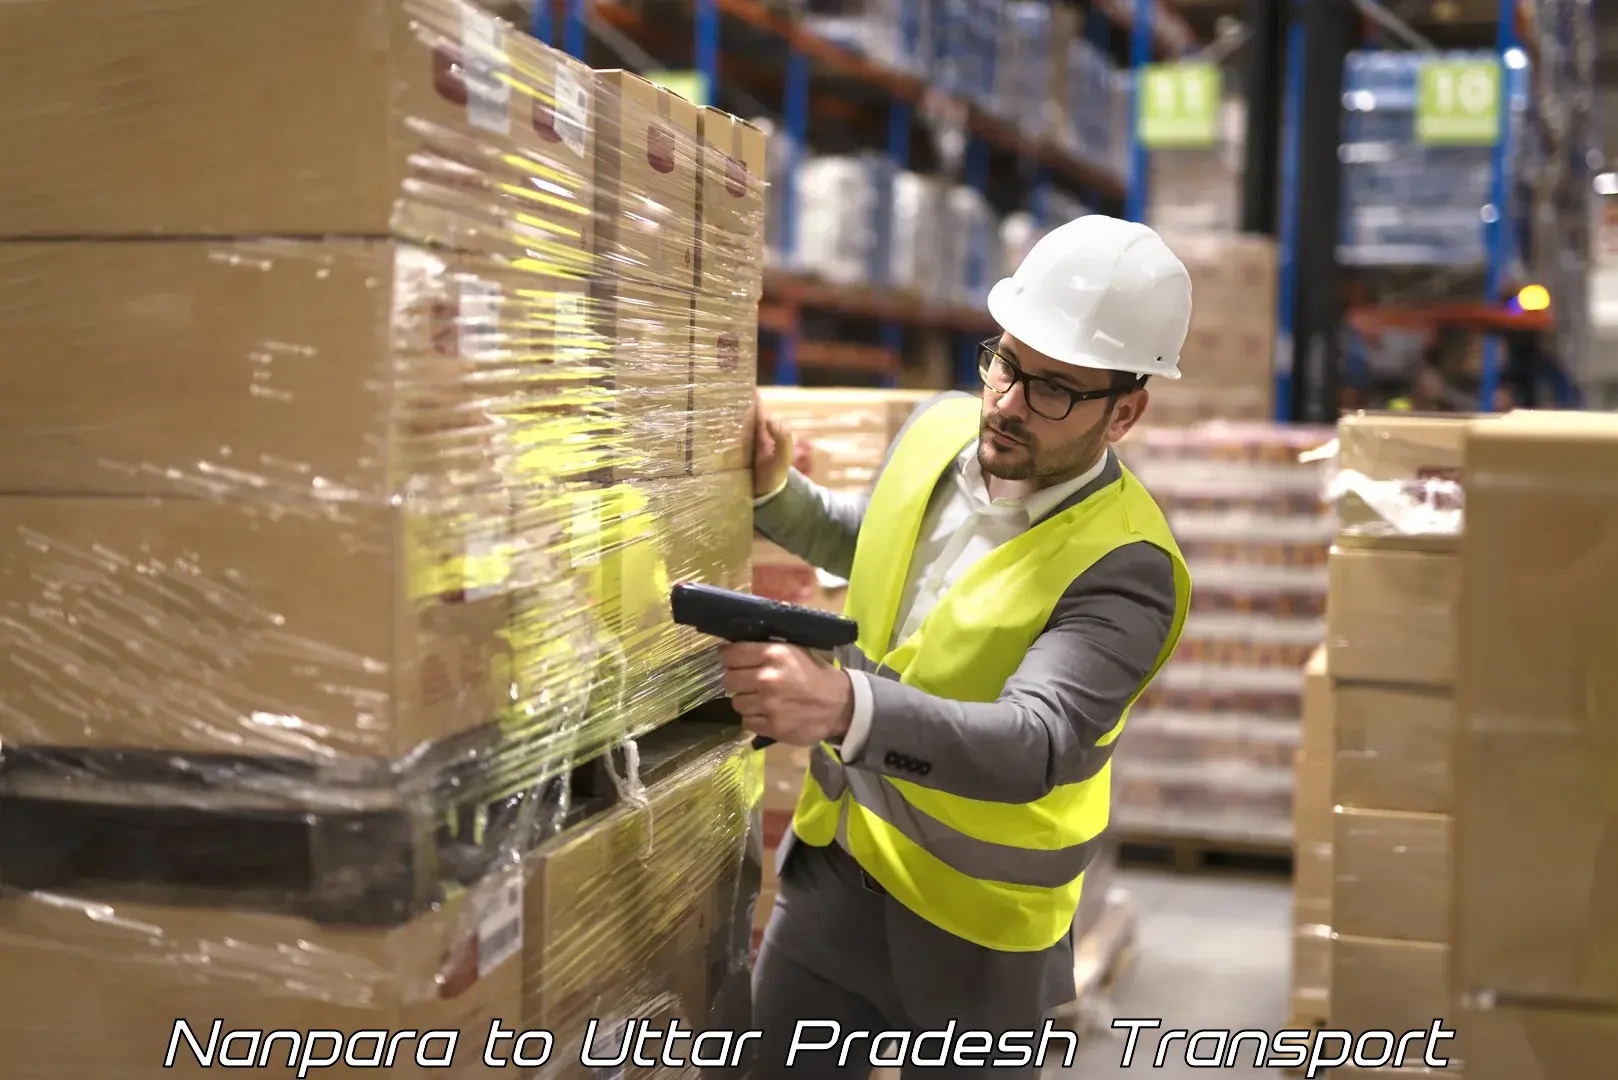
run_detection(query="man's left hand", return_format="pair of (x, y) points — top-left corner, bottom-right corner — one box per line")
(719, 642), (853, 747)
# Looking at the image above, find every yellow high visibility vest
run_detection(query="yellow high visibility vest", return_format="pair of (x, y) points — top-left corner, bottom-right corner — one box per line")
(788, 397), (1191, 952)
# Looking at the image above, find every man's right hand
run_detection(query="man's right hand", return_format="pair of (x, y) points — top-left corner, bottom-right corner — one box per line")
(751, 392), (794, 498)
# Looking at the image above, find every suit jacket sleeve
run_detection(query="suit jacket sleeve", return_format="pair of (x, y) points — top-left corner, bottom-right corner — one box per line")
(752, 390), (970, 580)
(841, 541), (1179, 805)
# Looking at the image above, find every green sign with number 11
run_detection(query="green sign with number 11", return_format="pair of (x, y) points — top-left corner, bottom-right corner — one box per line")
(1416, 58), (1502, 146)
(1137, 62), (1222, 150)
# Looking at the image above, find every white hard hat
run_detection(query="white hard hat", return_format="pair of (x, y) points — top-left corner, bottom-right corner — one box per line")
(986, 215), (1192, 381)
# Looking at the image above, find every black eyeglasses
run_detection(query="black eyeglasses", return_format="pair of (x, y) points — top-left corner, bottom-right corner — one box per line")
(977, 340), (1140, 422)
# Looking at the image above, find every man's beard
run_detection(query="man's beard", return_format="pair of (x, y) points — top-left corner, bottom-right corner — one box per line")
(978, 407), (1111, 484)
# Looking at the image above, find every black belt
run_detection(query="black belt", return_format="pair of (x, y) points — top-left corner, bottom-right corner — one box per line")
(825, 843), (886, 895)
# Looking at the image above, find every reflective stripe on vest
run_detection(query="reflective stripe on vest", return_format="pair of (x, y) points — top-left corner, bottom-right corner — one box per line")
(788, 395), (1192, 952)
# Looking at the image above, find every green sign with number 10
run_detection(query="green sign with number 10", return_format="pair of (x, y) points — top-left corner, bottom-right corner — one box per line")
(1416, 58), (1502, 146)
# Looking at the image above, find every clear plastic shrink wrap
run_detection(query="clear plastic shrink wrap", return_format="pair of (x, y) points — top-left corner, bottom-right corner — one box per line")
(0, 0), (766, 1075)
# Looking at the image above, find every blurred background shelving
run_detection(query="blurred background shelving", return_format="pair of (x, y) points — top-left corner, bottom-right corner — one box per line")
(491, 0), (1607, 862)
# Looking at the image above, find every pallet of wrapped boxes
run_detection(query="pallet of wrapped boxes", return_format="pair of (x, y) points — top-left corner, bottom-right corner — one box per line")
(0, 3), (770, 1074)
(1109, 423), (1336, 855)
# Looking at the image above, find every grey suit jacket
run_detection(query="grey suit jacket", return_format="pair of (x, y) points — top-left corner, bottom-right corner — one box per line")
(754, 391), (1180, 1020)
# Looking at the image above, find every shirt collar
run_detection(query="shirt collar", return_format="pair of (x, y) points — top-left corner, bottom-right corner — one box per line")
(957, 442), (1112, 525)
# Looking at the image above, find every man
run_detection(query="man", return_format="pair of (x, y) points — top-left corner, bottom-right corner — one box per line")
(723, 215), (1194, 1078)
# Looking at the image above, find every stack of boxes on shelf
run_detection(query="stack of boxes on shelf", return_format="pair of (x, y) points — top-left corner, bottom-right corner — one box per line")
(1148, 231), (1283, 426)
(1295, 409), (1618, 1076)
(1337, 50), (1528, 268)
(1321, 415), (1468, 1050)
(1147, 87), (1247, 236)
(0, 1), (767, 1071)
(773, 2), (1126, 306)
(1111, 425), (1336, 848)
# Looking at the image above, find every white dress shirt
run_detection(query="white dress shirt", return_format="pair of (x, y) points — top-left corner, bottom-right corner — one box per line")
(757, 441), (1110, 757)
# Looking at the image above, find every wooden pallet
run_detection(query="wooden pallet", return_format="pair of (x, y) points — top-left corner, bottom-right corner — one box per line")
(0, 708), (740, 927)
(1115, 832), (1294, 877)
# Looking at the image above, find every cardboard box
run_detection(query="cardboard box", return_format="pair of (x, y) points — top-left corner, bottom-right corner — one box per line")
(0, 0), (596, 241)
(696, 108), (768, 304)
(0, 496), (510, 759)
(1178, 320), (1277, 388)
(1294, 838), (1333, 929)
(690, 298), (760, 477)
(1291, 923), (1333, 1025)
(523, 732), (755, 1069)
(593, 69), (701, 292)
(1333, 413), (1479, 535)
(1295, 645), (1335, 843)
(1332, 809), (1452, 942)
(1331, 936), (1452, 1037)
(598, 279), (700, 480)
(1455, 411), (1618, 1008)
(1160, 230), (1281, 320)
(1457, 1004), (1618, 1080)
(1334, 684), (1456, 814)
(1326, 538), (1461, 686)
(0, 874), (522, 1078)
(1336, 413), (1474, 484)
(0, 240), (599, 499)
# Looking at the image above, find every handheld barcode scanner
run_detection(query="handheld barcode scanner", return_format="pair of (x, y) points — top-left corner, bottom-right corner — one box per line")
(670, 581), (859, 750)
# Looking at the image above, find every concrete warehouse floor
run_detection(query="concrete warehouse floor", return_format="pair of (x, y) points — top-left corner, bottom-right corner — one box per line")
(1056, 869), (1294, 1078)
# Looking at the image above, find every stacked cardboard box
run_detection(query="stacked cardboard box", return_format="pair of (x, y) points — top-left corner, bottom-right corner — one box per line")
(0, 2), (765, 1072)
(1148, 232), (1280, 427)
(1450, 411), (1618, 1079)
(1112, 424), (1336, 846)
(1321, 414), (1470, 1058)
(1288, 646), (1334, 1029)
